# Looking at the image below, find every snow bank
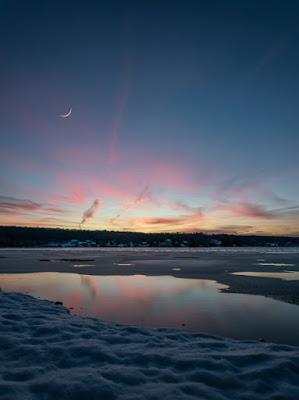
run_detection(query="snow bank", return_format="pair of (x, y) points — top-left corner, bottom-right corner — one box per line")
(0, 292), (298, 400)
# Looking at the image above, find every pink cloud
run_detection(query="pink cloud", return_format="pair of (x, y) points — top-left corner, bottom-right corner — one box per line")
(88, 178), (130, 199)
(50, 181), (88, 206)
(111, 157), (201, 196)
(49, 142), (202, 206)
(148, 160), (197, 191)
(110, 186), (150, 224)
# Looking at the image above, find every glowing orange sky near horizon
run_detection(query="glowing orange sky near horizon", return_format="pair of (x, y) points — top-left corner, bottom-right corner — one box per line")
(1, 163), (298, 236)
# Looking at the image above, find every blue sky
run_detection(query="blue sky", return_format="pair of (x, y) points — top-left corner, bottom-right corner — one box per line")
(0, 0), (298, 234)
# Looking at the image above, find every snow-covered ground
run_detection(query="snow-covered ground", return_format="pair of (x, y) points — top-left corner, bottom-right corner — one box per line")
(0, 292), (299, 400)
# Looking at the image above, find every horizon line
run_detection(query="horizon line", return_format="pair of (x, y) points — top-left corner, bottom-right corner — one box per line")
(1, 225), (298, 239)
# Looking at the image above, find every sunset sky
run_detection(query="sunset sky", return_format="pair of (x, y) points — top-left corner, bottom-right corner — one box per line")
(0, 1), (299, 235)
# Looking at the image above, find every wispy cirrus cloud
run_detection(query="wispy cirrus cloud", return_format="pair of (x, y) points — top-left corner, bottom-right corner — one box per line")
(0, 196), (41, 213)
(80, 199), (100, 227)
(211, 225), (254, 234)
(212, 175), (290, 206)
(0, 195), (67, 217)
(141, 217), (186, 226)
(173, 201), (204, 216)
(110, 186), (150, 225)
(50, 181), (88, 206)
(273, 205), (299, 215)
(108, 74), (131, 164)
(137, 211), (205, 228)
(215, 201), (276, 219)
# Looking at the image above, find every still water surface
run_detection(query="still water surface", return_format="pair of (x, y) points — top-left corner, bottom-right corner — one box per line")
(1, 272), (299, 345)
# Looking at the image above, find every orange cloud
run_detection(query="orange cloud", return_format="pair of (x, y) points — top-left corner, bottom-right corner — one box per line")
(134, 210), (205, 230)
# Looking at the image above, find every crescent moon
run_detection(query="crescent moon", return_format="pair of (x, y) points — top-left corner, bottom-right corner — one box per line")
(60, 107), (72, 118)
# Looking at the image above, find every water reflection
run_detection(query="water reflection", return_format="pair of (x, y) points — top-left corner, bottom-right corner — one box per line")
(1, 272), (299, 345)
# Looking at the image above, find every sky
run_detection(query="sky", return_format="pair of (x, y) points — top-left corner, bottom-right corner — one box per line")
(0, 0), (299, 235)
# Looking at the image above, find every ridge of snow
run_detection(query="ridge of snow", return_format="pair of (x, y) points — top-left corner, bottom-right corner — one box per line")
(0, 291), (298, 399)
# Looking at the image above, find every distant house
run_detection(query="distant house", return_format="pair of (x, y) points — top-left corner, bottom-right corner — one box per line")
(180, 240), (190, 247)
(210, 239), (222, 247)
(60, 239), (97, 248)
(138, 241), (150, 247)
(160, 238), (173, 247)
(47, 242), (60, 247)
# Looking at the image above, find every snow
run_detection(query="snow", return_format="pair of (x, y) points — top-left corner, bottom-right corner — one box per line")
(0, 292), (299, 400)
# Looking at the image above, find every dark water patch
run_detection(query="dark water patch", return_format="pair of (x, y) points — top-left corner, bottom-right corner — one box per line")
(40, 259), (95, 263)
(1, 272), (299, 345)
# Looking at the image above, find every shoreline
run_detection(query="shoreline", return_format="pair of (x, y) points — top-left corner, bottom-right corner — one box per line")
(1, 247), (299, 305)
(1, 291), (299, 399)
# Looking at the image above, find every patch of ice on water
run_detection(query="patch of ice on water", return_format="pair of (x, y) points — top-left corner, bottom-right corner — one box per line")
(256, 262), (295, 267)
(233, 271), (299, 281)
(73, 264), (96, 268)
(114, 263), (134, 266)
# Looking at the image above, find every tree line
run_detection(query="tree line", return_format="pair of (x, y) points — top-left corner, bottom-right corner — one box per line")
(0, 226), (298, 247)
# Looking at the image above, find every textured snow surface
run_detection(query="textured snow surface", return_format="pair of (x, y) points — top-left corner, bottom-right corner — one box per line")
(0, 292), (299, 400)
